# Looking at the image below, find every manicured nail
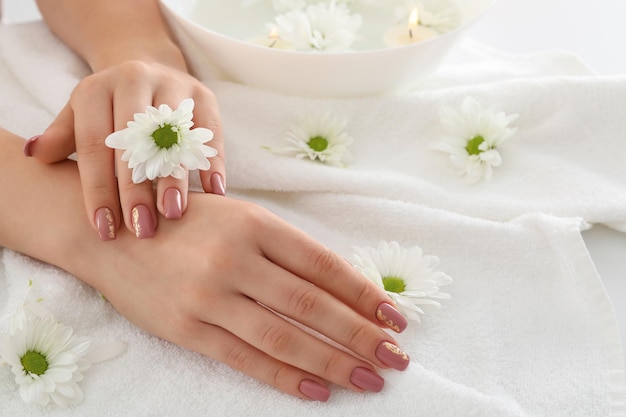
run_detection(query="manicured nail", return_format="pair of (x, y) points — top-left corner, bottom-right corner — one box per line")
(163, 188), (182, 219)
(375, 341), (410, 371)
(299, 379), (330, 402)
(131, 205), (155, 239)
(210, 172), (226, 196)
(350, 367), (384, 393)
(376, 302), (408, 333)
(95, 207), (116, 241)
(23, 135), (40, 157)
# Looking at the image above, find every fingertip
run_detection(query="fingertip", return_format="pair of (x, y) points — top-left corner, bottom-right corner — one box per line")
(209, 172), (226, 196)
(23, 135), (40, 157)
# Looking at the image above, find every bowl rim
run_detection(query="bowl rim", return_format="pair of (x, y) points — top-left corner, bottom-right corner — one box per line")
(159, 0), (497, 57)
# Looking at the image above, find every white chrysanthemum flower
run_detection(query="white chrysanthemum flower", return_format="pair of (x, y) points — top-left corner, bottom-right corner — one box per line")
(270, 1), (363, 51)
(431, 97), (518, 184)
(266, 113), (353, 166)
(105, 98), (217, 184)
(352, 241), (453, 322)
(0, 313), (92, 407)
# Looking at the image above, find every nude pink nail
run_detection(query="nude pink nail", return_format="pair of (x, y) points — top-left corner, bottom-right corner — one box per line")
(376, 302), (408, 333)
(131, 205), (155, 239)
(375, 341), (410, 371)
(23, 135), (40, 157)
(163, 188), (182, 219)
(210, 172), (226, 196)
(95, 207), (116, 241)
(299, 379), (330, 402)
(350, 367), (384, 392)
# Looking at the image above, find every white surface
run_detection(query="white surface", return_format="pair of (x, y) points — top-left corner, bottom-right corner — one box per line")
(2, 0), (624, 358)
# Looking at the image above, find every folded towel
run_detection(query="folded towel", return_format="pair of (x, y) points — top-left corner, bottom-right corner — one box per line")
(0, 21), (625, 416)
(2, 22), (625, 231)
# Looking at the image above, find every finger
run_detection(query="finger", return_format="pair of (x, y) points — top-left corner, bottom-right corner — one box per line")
(112, 80), (158, 239)
(208, 294), (385, 394)
(181, 320), (331, 402)
(188, 86), (226, 195)
(238, 260), (409, 372)
(259, 217), (406, 332)
(156, 175), (188, 219)
(28, 104), (77, 163)
(70, 83), (122, 241)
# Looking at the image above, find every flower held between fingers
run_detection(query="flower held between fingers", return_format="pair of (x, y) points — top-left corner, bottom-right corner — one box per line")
(105, 98), (217, 184)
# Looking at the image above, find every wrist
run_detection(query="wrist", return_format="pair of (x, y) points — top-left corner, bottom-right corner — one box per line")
(88, 37), (188, 73)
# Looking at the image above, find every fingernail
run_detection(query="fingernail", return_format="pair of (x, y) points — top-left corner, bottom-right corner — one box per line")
(350, 367), (384, 393)
(375, 341), (410, 371)
(299, 379), (330, 402)
(23, 135), (40, 157)
(163, 188), (182, 219)
(131, 205), (155, 239)
(95, 207), (116, 241)
(210, 172), (226, 196)
(376, 302), (408, 333)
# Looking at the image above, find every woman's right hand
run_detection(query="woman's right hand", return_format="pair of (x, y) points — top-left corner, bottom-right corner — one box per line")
(72, 193), (410, 401)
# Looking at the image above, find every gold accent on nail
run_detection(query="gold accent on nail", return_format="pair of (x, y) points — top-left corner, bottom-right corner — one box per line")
(132, 207), (141, 238)
(382, 341), (409, 361)
(104, 208), (115, 239)
(377, 309), (400, 333)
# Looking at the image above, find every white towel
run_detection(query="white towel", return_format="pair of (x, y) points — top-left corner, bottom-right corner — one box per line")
(0, 21), (625, 416)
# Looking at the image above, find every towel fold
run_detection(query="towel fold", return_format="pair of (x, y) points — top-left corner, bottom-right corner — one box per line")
(0, 21), (625, 416)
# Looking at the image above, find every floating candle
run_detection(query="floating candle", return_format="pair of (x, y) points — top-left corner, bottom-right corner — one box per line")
(383, 7), (439, 47)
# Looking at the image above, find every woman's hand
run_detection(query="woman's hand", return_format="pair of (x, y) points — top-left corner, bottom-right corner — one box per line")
(2, 130), (409, 402)
(74, 193), (410, 401)
(25, 61), (225, 240)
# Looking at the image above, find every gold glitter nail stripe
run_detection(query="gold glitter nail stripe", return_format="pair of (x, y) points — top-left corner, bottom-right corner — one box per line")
(132, 207), (141, 238)
(377, 309), (401, 333)
(104, 208), (115, 239)
(383, 341), (409, 361)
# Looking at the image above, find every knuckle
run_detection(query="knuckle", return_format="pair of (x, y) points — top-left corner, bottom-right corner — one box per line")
(352, 279), (373, 306)
(346, 322), (370, 348)
(261, 325), (293, 355)
(318, 352), (342, 378)
(224, 348), (254, 374)
(270, 365), (292, 389)
(288, 286), (320, 318)
(309, 247), (342, 278)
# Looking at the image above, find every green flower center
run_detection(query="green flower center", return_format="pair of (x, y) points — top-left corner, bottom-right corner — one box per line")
(152, 124), (179, 149)
(21, 351), (49, 376)
(307, 136), (329, 152)
(465, 135), (485, 156)
(382, 276), (406, 294)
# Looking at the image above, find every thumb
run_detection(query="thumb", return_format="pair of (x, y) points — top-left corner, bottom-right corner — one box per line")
(28, 103), (77, 163)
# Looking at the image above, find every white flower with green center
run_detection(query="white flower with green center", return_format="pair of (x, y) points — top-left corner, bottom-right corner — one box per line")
(267, 113), (353, 166)
(0, 313), (92, 407)
(351, 241), (453, 322)
(431, 97), (518, 184)
(270, 0), (363, 51)
(105, 98), (217, 184)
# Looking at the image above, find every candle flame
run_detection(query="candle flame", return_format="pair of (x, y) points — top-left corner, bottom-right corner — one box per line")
(408, 7), (419, 39)
(409, 7), (419, 27)
(269, 27), (279, 39)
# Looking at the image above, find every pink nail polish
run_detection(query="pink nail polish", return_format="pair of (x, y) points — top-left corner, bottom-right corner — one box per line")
(350, 367), (384, 393)
(131, 205), (155, 239)
(163, 188), (182, 219)
(95, 207), (116, 241)
(376, 302), (408, 333)
(375, 341), (410, 371)
(23, 135), (40, 157)
(299, 379), (330, 402)
(210, 172), (226, 196)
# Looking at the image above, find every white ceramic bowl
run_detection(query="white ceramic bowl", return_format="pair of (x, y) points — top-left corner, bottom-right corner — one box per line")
(160, 0), (495, 98)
